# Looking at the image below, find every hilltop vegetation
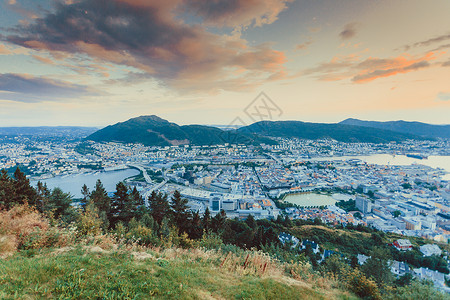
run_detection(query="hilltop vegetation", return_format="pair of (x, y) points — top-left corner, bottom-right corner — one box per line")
(86, 115), (274, 146)
(340, 118), (450, 139)
(1, 167), (449, 299)
(238, 121), (423, 143)
(86, 115), (428, 147)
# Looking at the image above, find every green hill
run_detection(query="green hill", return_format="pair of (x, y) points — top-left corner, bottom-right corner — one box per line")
(87, 115), (274, 146)
(238, 120), (424, 143)
(339, 118), (450, 139)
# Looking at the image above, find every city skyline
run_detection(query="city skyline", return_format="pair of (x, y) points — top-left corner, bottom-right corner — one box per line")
(1, 0), (450, 126)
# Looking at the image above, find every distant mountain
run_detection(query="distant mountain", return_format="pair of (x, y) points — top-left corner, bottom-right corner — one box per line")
(86, 115), (274, 146)
(340, 118), (450, 138)
(238, 120), (423, 143)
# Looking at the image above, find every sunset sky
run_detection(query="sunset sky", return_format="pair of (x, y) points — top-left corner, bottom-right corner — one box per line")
(1, 0), (450, 127)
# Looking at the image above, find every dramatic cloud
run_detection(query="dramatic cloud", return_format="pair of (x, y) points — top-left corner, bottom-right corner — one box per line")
(436, 92), (450, 101)
(5, 0), (289, 93)
(0, 73), (100, 102)
(305, 52), (435, 83)
(185, 0), (293, 28)
(339, 23), (359, 40)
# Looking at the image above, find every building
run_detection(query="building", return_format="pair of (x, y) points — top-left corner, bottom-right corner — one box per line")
(393, 239), (413, 251)
(403, 217), (422, 230)
(356, 197), (372, 214)
(420, 244), (442, 257)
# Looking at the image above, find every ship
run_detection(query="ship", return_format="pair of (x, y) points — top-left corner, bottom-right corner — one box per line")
(406, 153), (428, 160)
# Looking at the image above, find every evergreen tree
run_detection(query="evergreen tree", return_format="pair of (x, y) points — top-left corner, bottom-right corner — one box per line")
(0, 169), (14, 209)
(283, 215), (293, 227)
(149, 191), (170, 225)
(170, 190), (190, 233)
(202, 207), (211, 233)
(90, 179), (111, 213)
(36, 181), (50, 213)
(211, 210), (226, 234)
(80, 184), (90, 209)
(361, 247), (394, 287)
(46, 187), (75, 222)
(129, 186), (144, 218)
(12, 167), (37, 207)
(189, 210), (203, 239)
(245, 214), (257, 230)
(111, 181), (129, 227)
(90, 179), (111, 229)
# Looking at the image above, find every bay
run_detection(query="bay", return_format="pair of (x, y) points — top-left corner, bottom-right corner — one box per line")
(32, 168), (140, 198)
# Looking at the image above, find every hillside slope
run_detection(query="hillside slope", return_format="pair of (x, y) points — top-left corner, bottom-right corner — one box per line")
(87, 115), (274, 146)
(238, 120), (422, 143)
(340, 118), (450, 138)
(0, 246), (356, 299)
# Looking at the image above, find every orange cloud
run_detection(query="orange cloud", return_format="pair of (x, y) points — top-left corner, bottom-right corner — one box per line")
(353, 52), (436, 83)
(305, 52), (437, 84)
(32, 55), (55, 65)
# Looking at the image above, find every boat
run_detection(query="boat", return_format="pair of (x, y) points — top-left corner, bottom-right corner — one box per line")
(406, 153), (428, 160)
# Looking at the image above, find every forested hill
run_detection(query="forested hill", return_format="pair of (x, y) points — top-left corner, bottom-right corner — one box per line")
(87, 115), (429, 146)
(340, 118), (450, 139)
(238, 120), (423, 143)
(86, 115), (274, 146)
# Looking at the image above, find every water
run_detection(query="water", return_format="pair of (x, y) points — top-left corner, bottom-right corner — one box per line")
(284, 193), (337, 207)
(309, 154), (450, 179)
(33, 169), (140, 198)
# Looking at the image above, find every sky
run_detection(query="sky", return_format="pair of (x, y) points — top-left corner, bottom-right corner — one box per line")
(0, 0), (449, 127)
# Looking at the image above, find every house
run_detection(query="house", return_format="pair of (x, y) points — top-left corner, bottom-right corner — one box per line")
(278, 233), (300, 248)
(357, 254), (370, 265)
(301, 240), (320, 254)
(420, 244), (442, 257)
(413, 267), (446, 287)
(393, 239), (413, 251)
(390, 260), (410, 276)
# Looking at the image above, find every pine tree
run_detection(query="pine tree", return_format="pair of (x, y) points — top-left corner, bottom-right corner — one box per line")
(189, 210), (203, 239)
(36, 181), (50, 213)
(0, 169), (15, 209)
(149, 191), (169, 225)
(202, 207), (211, 233)
(211, 210), (226, 234)
(111, 181), (129, 227)
(170, 190), (190, 233)
(80, 184), (90, 209)
(90, 179), (111, 229)
(245, 214), (257, 230)
(46, 187), (75, 222)
(13, 167), (37, 207)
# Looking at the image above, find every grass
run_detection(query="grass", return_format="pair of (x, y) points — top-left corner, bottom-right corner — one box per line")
(0, 246), (356, 299)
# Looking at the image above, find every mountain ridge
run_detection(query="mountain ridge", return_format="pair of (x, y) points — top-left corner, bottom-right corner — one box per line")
(339, 118), (450, 138)
(86, 115), (430, 146)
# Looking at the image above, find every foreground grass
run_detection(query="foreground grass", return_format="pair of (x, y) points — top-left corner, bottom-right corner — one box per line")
(0, 247), (355, 299)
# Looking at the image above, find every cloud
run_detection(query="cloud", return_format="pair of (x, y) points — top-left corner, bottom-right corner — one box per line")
(0, 73), (101, 102)
(5, 0), (289, 93)
(304, 52), (435, 83)
(436, 92), (450, 101)
(339, 23), (359, 40)
(442, 59), (450, 67)
(184, 0), (293, 28)
(0, 44), (12, 55)
(296, 40), (312, 50)
(401, 32), (450, 51)
(352, 60), (430, 83)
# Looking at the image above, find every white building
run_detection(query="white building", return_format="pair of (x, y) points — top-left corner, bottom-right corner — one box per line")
(420, 244), (442, 257)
